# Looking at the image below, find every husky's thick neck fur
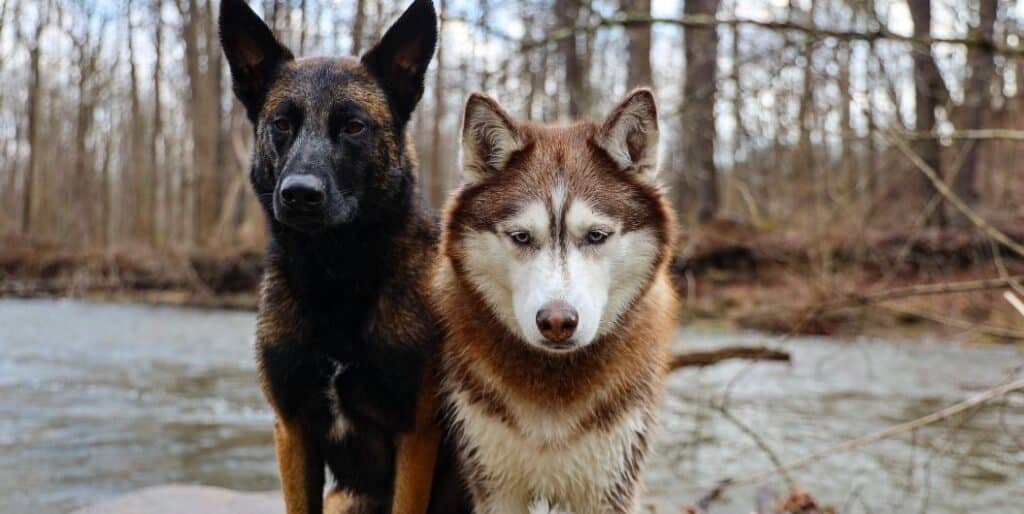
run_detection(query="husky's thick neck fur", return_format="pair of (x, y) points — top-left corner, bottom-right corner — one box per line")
(433, 89), (679, 513)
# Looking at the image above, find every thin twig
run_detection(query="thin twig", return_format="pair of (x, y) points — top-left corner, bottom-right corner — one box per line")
(875, 303), (1024, 340)
(823, 275), (1024, 309)
(656, 377), (1024, 494)
(888, 133), (1024, 259)
(741, 274), (1024, 334)
(715, 405), (796, 492)
(1004, 291), (1024, 318)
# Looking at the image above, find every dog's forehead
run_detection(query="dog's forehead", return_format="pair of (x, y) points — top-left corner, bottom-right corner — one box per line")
(460, 124), (657, 233)
(262, 57), (392, 124)
(518, 125), (649, 224)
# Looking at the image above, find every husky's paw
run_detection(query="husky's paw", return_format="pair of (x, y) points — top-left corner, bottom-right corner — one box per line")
(528, 499), (574, 514)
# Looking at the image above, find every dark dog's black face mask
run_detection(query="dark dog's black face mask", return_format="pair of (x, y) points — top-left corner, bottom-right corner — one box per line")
(255, 68), (386, 233)
(219, 0), (437, 233)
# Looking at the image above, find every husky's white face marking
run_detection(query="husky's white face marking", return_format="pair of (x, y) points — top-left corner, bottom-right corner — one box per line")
(461, 191), (660, 353)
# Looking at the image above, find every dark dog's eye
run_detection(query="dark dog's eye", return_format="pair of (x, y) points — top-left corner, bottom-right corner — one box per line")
(509, 231), (531, 245)
(343, 120), (366, 135)
(272, 118), (292, 133)
(586, 229), (610, 244)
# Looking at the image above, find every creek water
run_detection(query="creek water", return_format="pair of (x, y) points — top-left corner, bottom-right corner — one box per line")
(1, 299), (1021, 513)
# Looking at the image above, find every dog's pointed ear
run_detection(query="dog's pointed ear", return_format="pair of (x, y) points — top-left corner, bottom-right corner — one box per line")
(361, 0), (438, 125)
(595, 88), (660, 183)
(460, 93), (523, 185)
(219, 0), (294, 123)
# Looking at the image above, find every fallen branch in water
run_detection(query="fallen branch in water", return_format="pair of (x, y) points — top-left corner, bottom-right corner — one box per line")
(670, 346), (791, 370)
(658, 376), (1024, 494)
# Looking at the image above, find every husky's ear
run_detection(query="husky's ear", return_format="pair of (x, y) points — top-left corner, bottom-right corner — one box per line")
(220, 0), (294, 123)
(460, 93), (523, 185)
(596, 88), (660, 183)
(361, 0), (438, 125)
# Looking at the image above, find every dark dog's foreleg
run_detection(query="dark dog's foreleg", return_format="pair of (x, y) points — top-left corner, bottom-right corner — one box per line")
(275, 416), (325, 514)
(391, 367), (443, 514)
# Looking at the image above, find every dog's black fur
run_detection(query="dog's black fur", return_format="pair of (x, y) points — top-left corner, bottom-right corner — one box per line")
(219, 0), (468, 512)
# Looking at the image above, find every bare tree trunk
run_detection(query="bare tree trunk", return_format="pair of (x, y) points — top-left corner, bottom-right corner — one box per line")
(270, 0), (282, 33)
(298, 0), (308, 54)
(0, 0), (8, 87)
(177, 0), (200, 245)
(865, 38), (879, 203)
(683, 0), (721, 222)
(952, 0), (996, 207)
(908, 0), (946, 226)
(838, 41), (852, 194)
(621, 0), (652, 89)
(730, 1), (750, 200)
(539, 40), (553, 121)
(128, 0), (148, 241)
(72, 28), (101, 245)
(0, 0), (9, 215)
(796, 0), (817, 183)
(522, 12), (538, 119)
(428, 0), (446, 209)
(21, 1), (48, 236)
(0, 0), (7, 42)
(151, 0), (164, 247)
(100, 130), (114, 246)
(204, 0), (225, 244)
(477, 0), (492, 91)
(555, 0), (584, 118)
(176, 0), (219, 246)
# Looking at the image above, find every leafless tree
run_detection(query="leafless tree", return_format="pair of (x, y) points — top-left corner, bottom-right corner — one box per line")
(683, 0), (722, 221)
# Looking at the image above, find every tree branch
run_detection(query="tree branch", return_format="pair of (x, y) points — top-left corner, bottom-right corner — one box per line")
(452, 13), (1024, 58)
(658, 376), (1024, 494)
(670, 346), (791, 370)
(821, 274), (1024, 311)
(888, 132), (1024, 259)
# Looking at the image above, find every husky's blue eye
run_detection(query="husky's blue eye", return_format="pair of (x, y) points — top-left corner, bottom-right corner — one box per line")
(586, 230), (609, 244)
(509, 231), (531, 245)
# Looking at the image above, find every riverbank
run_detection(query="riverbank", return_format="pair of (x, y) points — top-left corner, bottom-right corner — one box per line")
(4, 223), (1024, 341)
(0, 236), (262, 309)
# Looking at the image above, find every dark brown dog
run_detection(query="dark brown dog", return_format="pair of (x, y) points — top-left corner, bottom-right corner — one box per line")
(219, 1), (468, 512)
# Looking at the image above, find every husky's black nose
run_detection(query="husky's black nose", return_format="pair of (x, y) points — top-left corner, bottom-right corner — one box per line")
(280, 175), (326, 212)
(536, 300), (579, 345)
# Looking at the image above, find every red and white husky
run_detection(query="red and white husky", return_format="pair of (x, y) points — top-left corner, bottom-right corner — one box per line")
(432, 89), (680, 514)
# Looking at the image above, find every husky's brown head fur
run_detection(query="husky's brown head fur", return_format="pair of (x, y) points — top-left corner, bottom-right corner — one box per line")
(438, 89), (675, 354)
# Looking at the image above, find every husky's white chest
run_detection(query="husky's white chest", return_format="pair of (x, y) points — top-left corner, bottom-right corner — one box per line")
(451, 387), (650, 514)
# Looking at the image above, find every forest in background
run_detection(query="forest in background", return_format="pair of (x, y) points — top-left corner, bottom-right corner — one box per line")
(2, 0), (1024, 340)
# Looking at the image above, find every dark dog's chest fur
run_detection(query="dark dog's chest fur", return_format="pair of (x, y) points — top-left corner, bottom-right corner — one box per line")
(256, 206), (449, 500)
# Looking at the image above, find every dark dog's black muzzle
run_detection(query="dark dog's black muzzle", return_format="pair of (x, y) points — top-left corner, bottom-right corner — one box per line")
(280, 174), (326, 213)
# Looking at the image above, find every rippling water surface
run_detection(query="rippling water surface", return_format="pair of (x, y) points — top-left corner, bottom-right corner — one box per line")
(1, 299), (1021, 513)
